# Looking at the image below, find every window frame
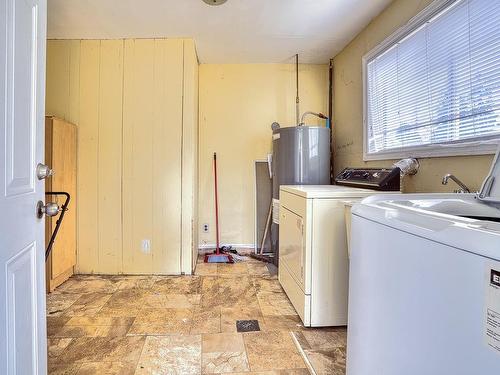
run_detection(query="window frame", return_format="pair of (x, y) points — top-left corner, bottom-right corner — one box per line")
(362, 0), (500, 161)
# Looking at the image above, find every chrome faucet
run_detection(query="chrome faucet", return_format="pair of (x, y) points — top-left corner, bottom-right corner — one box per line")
(442, 174), (471, 193)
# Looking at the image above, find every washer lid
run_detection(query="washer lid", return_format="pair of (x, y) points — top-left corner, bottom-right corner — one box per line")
(478, 144), (500, 204)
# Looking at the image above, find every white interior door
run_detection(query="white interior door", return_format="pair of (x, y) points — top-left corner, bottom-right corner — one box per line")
(0, 0), (48, 374)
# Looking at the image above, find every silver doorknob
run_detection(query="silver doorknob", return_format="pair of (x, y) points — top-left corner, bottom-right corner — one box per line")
(36, 163), (54, 180)
(36, 201), (60, 219)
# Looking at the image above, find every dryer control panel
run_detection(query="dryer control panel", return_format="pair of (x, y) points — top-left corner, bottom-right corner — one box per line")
(335, 167), (400, 191)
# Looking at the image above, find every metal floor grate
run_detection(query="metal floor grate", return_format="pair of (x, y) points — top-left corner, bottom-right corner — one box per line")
(236, 319), (261, 332)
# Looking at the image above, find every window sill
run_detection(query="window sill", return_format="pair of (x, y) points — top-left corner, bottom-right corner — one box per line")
(363, 141), (499, 161)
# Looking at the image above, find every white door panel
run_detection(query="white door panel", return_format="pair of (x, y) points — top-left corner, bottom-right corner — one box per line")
(6, 243), (37, 375)
(5, 0), (36, 196)
(0, 0), (47, 373)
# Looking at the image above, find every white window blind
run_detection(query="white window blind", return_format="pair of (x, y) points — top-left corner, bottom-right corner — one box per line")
(365, 0), (500, 159)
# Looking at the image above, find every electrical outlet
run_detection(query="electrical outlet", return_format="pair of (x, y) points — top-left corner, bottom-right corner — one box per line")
(141, 239), (151, 253)
(203, 224), (209, 233)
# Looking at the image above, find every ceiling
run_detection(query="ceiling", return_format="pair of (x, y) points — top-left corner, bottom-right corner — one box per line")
(47, 0), (392, 64)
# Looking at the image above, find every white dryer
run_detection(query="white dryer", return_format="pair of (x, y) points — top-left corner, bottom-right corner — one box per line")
(347, 148), (500, 374)
(278, 167), (400, 327)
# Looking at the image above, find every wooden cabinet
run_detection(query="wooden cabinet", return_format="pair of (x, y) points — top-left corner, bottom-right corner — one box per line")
(45, 116), (77, 292)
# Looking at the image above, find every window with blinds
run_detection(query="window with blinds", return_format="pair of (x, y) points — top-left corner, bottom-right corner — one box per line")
(364, 0), (500, 159)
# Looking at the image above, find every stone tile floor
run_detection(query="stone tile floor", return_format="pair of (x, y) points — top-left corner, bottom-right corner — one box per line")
(47, 253), (346, 374)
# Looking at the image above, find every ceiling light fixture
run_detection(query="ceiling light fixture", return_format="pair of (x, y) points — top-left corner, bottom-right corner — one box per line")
(202, 0), (228, 6)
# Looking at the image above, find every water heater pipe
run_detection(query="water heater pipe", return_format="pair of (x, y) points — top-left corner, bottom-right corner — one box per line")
(299, 111), (328, 126)
(296, 54), (300, 125)
(328, 59), (333, 129)
(329, 58), (334, 183)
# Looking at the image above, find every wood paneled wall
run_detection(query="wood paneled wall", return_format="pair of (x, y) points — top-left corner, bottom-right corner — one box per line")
(46, 39), (199, 275)
(182, 40), (200, 271)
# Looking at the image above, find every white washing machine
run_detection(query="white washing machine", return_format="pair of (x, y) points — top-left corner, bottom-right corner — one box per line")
(278, 168), (400, 327)
(347, 148), (500, 374)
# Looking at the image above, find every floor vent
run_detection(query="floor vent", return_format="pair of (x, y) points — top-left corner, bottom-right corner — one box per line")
(236, 319), (260, 332)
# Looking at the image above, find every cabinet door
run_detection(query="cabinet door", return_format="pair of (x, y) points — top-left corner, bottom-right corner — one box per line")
(47, 118), (77, 278)
(280, 206), (305, 289)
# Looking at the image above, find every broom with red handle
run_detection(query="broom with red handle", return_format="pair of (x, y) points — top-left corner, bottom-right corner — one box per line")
(214, 152), (220, 253)
(204, 153), (233, 263)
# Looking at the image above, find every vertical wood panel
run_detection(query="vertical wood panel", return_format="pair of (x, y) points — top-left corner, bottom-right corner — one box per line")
(152, 39), (183, 274)
(121, 40), (135, 273)
(77, 40), (100, 273)
(46, 40), (70, 119)
(68, 40), (81, 125)
(182, 39), (199, 274)
(97, 40), (124, 274)
(45, 40), (80, 125)
(123, 39), (184, 274)
(122, 39), (155, 273)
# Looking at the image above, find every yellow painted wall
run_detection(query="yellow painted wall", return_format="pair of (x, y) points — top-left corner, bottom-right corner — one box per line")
(333, 0), (494, 193)
(199, 64), (329, 247)
(45, 38), (198, 275)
